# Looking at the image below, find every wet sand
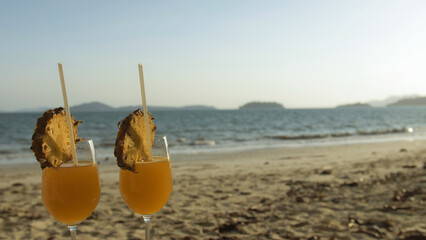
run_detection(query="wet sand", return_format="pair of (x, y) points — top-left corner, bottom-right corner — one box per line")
(1, 140), (425, 239)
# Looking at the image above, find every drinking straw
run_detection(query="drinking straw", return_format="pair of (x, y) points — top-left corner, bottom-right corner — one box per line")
(138, 64), (153, 162)
(58, 63), (78, 166)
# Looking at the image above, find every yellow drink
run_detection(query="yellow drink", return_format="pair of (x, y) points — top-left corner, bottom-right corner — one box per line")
(120, 158), (173, 215)
(42, 162), (101, 225)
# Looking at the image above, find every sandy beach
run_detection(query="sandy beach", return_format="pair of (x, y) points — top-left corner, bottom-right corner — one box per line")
(1, 140), (425, 240)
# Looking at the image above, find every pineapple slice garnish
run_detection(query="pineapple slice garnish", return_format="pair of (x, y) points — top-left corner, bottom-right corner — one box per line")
(30, 107), (81, 169)
(114, 109), (156, 172)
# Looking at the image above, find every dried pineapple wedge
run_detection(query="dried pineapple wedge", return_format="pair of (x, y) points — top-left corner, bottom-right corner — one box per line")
(114, 109), (156, 171)
(30, 107), (82, 169)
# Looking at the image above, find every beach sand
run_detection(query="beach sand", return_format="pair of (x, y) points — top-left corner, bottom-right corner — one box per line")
(1, 140), (425, 239)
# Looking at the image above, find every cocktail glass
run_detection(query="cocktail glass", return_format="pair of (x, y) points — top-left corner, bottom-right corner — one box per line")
(42, 139), (101, 239)
(119, 135), (173, 240)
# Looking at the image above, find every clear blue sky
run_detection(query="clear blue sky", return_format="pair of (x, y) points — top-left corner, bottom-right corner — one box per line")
(1, 0), (426, 111)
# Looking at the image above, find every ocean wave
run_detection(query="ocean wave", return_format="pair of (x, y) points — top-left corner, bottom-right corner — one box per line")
(357, 128), (407, 136)
(167, 138), (216, 147)
(190, 140), (216, 146)
(269, 132), (353, 140)
(0, 149), (13, 154)
(269, 127), (411, 141)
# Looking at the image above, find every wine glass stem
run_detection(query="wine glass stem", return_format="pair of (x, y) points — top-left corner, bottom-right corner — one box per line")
(68, 225), (77, 240)
(143, 215), (151, 240)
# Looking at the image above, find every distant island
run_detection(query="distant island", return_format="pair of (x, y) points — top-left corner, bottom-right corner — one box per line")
(9, 95), (426, 113)
(336, 102), (371, 108)
(334, 95), (426, 108)
(387, 97), (426, 107)
(70, 102), (216, 112)
(7, 101), (217, 113)
(239, 101), (284, 110)
(367, 94), (420, 107)
(71, 102), (115, 112)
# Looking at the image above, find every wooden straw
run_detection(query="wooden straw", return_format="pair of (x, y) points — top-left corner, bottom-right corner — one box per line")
(58, 63), (78, 166)
(138, 64), (153, 162)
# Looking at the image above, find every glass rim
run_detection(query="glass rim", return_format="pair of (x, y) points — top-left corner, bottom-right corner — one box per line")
(61, 139), (97, 167)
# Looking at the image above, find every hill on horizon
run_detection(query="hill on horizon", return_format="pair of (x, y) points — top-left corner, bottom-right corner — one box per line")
(334, 95), (423, 108)
(239, 101), (284, 109)
(71, 102), (115, 112)
(71, 102), (216, 112)
(336, 102), (371, 108)
(6, 95), (426, 113)
(4, 102), (217, 113)
(387, 96), (426, 107)
(367, 94), (420, 107)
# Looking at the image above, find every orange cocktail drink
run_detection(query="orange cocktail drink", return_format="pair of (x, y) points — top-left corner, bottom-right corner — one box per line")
(42, 162), (101, 225)
(119, 157), (172, 215)
(114, 66), (172, 240)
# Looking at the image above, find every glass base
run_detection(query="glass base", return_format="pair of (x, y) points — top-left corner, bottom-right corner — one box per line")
(142, 215), (151, 240)
(67, 225), (78, 240)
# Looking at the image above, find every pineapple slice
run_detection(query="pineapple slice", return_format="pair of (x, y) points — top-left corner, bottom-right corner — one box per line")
(114, 109), (156, 171)
(30, 107), (82, 169)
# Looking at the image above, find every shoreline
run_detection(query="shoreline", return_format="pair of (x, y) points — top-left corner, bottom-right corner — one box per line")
(2, 132), (425, 167)
(1, 139), (425, 187)
(1, 140), (425, 239)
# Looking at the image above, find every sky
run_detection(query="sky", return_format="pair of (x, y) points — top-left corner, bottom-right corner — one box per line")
(1, 0), (426, 111)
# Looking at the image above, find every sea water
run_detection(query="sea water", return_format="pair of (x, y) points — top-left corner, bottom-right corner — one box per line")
(2, 107), (426, 165)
